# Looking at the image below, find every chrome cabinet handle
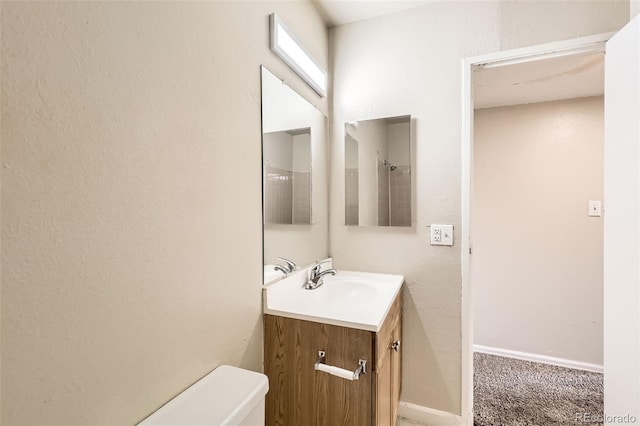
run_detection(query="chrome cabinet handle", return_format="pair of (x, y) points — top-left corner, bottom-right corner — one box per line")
(315, 350), (367, 381)
(392, 340), (401, 352)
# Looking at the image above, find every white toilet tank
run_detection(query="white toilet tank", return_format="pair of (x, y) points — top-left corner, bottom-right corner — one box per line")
(138, 365), (269, 426)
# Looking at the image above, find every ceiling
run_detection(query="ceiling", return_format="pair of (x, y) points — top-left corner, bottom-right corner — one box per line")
(311, 2), (604, 108)
(474, 52), (605, 109)
(313, 0), (434, 26)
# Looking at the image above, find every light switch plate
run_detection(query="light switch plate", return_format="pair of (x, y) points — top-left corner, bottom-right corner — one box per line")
(588, 200), (602, 217)
(430, 224), (454, 246)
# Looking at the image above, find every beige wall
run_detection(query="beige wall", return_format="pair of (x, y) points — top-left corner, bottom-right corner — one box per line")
(263, 132), (294, 171)
(330, 0), (628, 415)
(387, 122), (410, 167)
(473, 97), (604, 365)
(0, 2), (327, 425)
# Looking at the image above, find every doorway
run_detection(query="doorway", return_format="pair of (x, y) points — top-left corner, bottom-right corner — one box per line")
(473, 52), (605, 425)
(463, 17), (640, 426)
(460, 32), (612, 426)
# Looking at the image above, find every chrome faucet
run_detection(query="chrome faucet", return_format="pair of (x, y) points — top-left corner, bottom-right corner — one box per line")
(273, 264), (289, 275)
(277, 257), (297, 272)
(304, 260), (337, 290)
(274, 257), (297, 276)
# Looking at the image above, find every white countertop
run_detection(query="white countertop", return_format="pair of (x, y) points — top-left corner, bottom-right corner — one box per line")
(263, 267), (404, 332)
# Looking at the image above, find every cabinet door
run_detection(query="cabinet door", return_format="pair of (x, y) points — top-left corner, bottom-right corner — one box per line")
(391, 321), (402, 421)
(317, 323), (373, 426)
(375, 347), (393, 426)
(375, 321), (402, 426)
(264, 315), (373, 426)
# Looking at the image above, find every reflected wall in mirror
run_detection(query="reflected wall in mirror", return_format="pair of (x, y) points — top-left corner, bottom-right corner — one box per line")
(261, 66), (329, 284)
(263, 128), (312, 225)
(345, 115), (411, 227)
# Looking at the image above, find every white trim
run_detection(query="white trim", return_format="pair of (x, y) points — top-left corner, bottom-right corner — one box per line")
(474, 344), (604, 373)
(461, 32), (613, 426)
(397, 401), (464, 426)
(465, 32), (614, 68)
(460, 57), (474, 426)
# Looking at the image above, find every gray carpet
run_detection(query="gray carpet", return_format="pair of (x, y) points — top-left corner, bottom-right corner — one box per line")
(474, 352), (603, 426)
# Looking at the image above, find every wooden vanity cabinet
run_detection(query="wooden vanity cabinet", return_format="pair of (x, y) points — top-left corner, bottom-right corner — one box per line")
(264, 291), (402, 426)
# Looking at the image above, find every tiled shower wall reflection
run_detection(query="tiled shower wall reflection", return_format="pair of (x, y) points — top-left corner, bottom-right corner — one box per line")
(345, 168), (359, 225)
(389, 166), (411, 226)
(292, 171), (311, 224)
(377, 160), (390, 226)
(265, 165), (293, 224)
(265, 165), (311, 224)
(376, 163), (411, 227)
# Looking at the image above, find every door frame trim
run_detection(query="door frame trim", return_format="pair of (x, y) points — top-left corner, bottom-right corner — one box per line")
(460, 32), (613, 426)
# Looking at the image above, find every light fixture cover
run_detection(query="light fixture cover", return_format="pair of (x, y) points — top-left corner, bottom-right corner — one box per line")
(269, 14), (327, 97)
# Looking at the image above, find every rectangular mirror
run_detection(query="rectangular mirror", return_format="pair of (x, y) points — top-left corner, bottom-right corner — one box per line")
(261, 66), (329, 284)
(345, 115), (412, 227)
(263, 128), (312, 224)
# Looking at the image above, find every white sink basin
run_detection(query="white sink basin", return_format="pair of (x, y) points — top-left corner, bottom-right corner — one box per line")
(317, 277), (378, 306)
(263, 266), (403, 332)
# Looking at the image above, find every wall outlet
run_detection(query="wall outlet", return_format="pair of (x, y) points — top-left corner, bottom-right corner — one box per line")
(430, 225), (453, 246)
(588, 200), (602, 217)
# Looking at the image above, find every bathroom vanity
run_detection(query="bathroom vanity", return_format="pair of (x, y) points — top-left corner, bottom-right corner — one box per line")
(263, 266), (403, 426)
(260, 56), (411, 426)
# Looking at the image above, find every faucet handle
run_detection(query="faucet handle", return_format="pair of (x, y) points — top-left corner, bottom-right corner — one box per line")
(311, 259), (331, 273)
(277, 257), (297, 272)
(273, 265), (289, 275)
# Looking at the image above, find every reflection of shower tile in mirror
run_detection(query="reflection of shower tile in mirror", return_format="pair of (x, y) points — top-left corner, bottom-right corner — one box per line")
(378, 160), (390, 226)
(265, 165), (293, 224)
(345, 169), (359, 225)
(390, 166), (411, 226)
(292, 171), (311, 224)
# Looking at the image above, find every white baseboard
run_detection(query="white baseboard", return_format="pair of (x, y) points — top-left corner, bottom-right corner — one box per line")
(473, 344), (604, 373)
(397, 401), (464, 426)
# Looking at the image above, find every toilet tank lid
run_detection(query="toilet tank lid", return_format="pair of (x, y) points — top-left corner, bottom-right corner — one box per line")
(138, 365), (269, 426)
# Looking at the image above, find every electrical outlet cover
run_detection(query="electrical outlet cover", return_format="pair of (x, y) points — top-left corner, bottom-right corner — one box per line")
(588, 200), (602, 217)
(430, 224), (454, 246)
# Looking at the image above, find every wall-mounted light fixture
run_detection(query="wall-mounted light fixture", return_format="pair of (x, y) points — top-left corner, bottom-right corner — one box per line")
(269, 13), (327, 98)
